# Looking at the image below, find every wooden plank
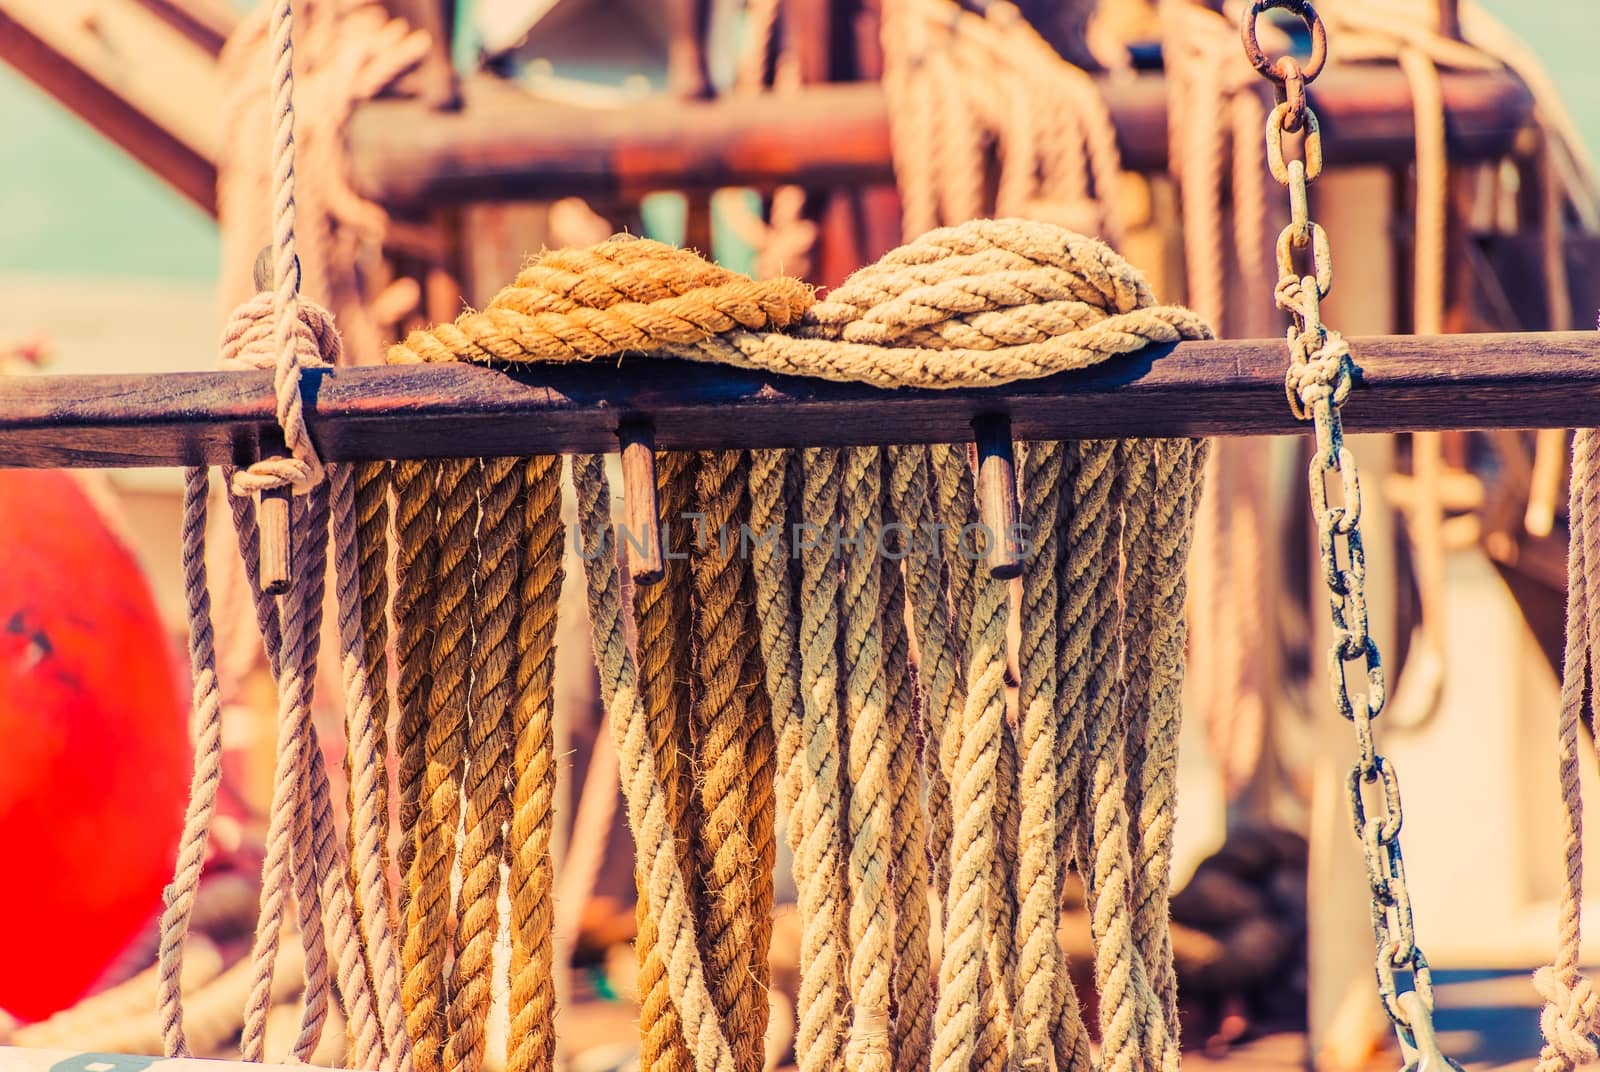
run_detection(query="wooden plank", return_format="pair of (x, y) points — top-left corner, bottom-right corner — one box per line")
(0, 331), (1593, 469)
(0, 0), (221, 214)
(345, 65), (1535, 206)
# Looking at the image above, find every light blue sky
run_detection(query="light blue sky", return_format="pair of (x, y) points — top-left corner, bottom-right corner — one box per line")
(0, 0), (1591, 281)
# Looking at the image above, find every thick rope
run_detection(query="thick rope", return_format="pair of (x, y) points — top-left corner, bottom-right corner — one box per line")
(795, 446), (856, 1070)
(1050, 443), (1102, 1072)
(332, 462), (412, 1072)
(392, 457), (436, 947)
(930, 559), (1009, 1072)
(928, 446), (1016, 1072)
(688, 447), (771, 1072)
(896, 445), (958, 902)
(347, 457), (394, 1063)
(572, 452), (737, 1072)
(353, 459), (394, 922)
(839, 446), (894, 1072)
(507, 455), (566, 1072)
(403, 458), (476, 1072)
(388, 224), (1207, 388)
(1014, 440), (1089, 1072)
(749, 449), (851, 1072)
(1064, 440), (1165, 1072)
(1126, 438), (1203, 1068)
(633, 450), (700, 1072)
(446, 458), (520, 1072)
(879, 469), (933, 1072)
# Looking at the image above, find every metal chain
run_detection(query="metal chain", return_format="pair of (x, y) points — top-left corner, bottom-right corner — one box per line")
(1242, 3), (1462, 1069)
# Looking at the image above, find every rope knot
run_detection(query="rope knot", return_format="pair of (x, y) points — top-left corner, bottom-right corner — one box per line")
(1283, 330), (1351, 420)
(1535, 966), (1600, 1066)
(219, 291), (342, 496)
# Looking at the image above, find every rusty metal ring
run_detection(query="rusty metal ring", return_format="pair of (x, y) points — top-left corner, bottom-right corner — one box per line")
(1241, 0), (1329, 87)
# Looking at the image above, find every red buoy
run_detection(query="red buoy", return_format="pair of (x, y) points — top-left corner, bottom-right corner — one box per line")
(0, 470), (188, 1021)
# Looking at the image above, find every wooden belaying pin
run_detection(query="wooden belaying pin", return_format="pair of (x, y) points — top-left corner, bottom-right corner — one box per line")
(253, 248), (293, 597)
(258, 435), (293, 597)
(973, 414), (1024, 581)
(618, 421), (666, 586)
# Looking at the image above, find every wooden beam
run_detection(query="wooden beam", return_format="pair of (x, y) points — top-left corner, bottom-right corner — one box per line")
(346, 64), (1535, 207)
(0, 331), (1591, 469)
(0, 0), (221, 214)
(135, 0), (239, 55)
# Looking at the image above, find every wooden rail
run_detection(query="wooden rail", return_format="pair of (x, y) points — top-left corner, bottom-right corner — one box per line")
(346, 65), (1535, 206)
(0, 0), (224, 214)
(0, 331), (1591, 469)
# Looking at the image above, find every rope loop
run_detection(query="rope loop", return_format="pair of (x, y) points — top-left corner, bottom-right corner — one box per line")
(1534, 967), (1600, 1067)
(219, 291), (341, 496)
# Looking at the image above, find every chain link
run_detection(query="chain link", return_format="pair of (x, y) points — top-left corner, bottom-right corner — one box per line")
(1242, 2), (1462, 1068)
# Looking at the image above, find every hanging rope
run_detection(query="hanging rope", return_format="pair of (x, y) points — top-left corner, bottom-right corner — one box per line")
(383, 219), (1205, 1072)
(507, 455), (565, 1072)
(1536, 423), (1600, 1068)
(631, 449), (699, 1072)
(156, 215), (1209, 1072)
(689, 448), (773, 1072)
(159, 6), (397, 1038)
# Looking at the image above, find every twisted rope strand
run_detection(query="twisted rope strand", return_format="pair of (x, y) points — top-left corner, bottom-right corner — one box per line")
(446, 458), (521, 1072)
(1537, 427), (1600, 1070)
(633, 450), (700, 1072)
(333, 462), (412, 1072)
(404, 458), (477, 1072)
(572, 452), (737, 1072)
(158, 467), (225, 1059)
(353, 460), (395, 925)
(690, 449), (769, 1072)
(1128, 439), (1203, 1063)
(895, 446), (958, 904)
(750, 449), (852, 1072)
(392, 458), (438, 946)
(238, 485), (327, 1063)
(930, 566), (1010, 1072)
(880, 466), (933, 1072)
(1014, 441), (1086, 1072)
(507, 455), (566, 1072)
(796, 447), (855, 1069)
(840, 446), (894, 1072)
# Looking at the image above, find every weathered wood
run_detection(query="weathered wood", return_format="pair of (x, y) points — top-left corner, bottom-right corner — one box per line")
(0, 331), (1594, 469)
(346, 64), (1534, 206)
(973, 415), (1023, 580)
(0, 0), (222, 213)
